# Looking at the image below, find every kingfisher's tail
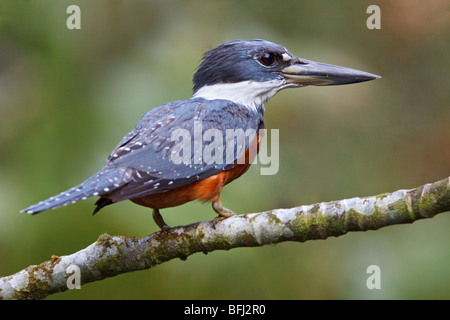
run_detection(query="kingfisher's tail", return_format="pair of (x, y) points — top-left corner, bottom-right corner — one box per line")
(21, 168), (122, 215)
(21, 184), (97, 214)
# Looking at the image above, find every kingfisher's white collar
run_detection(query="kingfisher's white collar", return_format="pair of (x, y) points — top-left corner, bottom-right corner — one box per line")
(193, 79), (287, 112)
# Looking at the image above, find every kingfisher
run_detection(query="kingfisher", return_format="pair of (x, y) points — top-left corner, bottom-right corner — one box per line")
(22, 39), (380, 231)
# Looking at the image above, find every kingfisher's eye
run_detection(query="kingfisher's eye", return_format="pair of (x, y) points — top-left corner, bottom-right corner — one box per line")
(259, 52), (277, 66)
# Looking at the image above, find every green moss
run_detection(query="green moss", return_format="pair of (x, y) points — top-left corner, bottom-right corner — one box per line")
(267, 212), (282, 225)
(91, 245), (128, 279)
(96, 233), (116, 250)
(140, 246), (163, 266)
(390, 199), (414, 224)
(178, 230), (207, 260)
(236, 230), (259, 247)
(208, 234), (233, 250)
(290, 204), (390, 242)
(90, 254), (124, 279)
(14, 265), (52, 300)
(90, 234), (139, 279)
(376, 193), (388, 200)
(139, 228), (209, 265)
(291, 210), (330, 242)
(341, 209), (362, 231)
(418, 194), (437, 217)
(410, 179), (450, 220)
(365, 205), (387, 229)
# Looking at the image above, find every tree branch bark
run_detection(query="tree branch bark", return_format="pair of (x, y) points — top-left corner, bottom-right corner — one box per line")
(1, 176), (449, 300)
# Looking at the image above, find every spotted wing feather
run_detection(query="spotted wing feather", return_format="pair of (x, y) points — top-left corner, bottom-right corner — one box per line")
(105, 97), (263, 202)
(21, 97), (262, 214)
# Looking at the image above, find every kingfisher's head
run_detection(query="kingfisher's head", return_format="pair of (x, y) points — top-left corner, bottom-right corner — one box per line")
(193, 39), (380, 110)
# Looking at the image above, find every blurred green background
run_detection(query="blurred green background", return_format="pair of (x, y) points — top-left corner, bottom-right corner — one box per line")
(0, 0), (449, 299)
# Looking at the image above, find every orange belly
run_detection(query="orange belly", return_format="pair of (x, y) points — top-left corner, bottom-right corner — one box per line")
(131, 129), (261, 209)
(130, 165), (245, 209)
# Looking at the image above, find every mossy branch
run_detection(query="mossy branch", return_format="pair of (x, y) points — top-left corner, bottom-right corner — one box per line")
(1, 176), (449, 300)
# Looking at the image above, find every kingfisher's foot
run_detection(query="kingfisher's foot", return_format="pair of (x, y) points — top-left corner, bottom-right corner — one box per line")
(212, 200), (236, 227)
(152, 209), (171, 232)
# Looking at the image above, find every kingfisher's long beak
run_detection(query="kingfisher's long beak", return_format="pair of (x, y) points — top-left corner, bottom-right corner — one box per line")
(281, 58), (381, 86)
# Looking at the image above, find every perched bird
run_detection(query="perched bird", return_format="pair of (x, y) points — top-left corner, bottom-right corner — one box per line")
(22, 39), (380, 230)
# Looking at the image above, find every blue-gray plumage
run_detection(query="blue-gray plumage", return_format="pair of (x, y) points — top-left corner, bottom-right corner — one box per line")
(22, 39), (380, 230)
(22, 98), (261, 212)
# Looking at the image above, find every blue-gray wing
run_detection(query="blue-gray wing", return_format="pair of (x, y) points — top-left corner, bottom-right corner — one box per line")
(20, 97), (263, 214)
(103, 97), (263, 202)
